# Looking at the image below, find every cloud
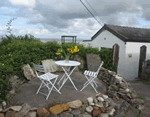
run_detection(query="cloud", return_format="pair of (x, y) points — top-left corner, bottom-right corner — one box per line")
(8, 0), (36, 8)
(2, 0), (150, 38)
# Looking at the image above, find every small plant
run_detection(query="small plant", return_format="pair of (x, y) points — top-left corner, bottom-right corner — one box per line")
(6, 17), (17, 35)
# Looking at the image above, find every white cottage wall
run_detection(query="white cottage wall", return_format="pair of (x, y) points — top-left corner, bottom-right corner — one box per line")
(83, 30), (126, 79)
(125, 42), (150, 80)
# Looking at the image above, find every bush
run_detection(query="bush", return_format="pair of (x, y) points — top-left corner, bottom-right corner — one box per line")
(99, 47), (117, 71)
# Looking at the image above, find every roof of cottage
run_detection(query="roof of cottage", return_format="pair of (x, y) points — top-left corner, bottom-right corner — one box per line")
(87, 24), (150, 42)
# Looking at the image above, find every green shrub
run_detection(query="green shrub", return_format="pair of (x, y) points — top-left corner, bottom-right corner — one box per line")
(99, 47), (117, 71)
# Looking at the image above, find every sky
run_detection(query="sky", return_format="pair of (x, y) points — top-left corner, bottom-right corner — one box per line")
(1, 0), (150, 40)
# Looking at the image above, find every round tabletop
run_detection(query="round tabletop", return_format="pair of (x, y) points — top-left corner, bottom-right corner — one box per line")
(55, 60), (81, 66)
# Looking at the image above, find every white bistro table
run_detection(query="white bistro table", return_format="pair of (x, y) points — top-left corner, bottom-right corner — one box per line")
(55, 60), (81, 91)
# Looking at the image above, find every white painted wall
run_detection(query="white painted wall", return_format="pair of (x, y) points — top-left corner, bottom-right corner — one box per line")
(125, 42), (150, 80)
(82, 30), (126, 79)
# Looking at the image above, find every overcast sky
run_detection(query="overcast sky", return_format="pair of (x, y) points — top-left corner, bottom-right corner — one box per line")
(1, 0), (150, 39)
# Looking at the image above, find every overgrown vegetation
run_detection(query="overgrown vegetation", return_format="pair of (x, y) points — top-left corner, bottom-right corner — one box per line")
(99, 47), (117, 72)
(0, 35), (116, 103)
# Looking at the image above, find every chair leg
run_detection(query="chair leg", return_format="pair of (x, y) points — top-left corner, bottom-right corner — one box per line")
(46, 77), (61, 100)
(80, 78), (98, 93)
(36, 82), (44, 94)
(84, 75), (98, 87)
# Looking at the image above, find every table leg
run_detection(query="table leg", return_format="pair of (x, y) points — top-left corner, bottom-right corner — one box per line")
(59, 66), (78, 91)
(57, 66), (71, 85)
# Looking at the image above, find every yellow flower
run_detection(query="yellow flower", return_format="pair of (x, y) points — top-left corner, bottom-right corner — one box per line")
(56, 52), (61, 56)
(67, 48), (72, 53)
(73, 46), (79, 53)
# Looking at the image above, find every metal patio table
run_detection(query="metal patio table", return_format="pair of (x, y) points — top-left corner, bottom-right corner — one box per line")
(55, 60), (81, 91)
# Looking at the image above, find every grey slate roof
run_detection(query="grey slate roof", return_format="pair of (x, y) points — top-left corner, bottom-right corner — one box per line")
(90, 24), (150, 43)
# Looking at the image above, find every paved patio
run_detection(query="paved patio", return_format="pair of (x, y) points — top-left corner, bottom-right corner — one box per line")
(11, 71), (107, 108)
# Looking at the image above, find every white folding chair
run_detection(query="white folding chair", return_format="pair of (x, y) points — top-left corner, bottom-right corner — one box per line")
(80, 61), (104, 93)
(32, 63), (61, 100)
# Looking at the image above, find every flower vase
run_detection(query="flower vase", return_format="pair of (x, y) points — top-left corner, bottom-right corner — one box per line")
(65, 56), (69, 63)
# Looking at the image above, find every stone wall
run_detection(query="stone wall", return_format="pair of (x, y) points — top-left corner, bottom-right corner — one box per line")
(0, 68), (144, 117)
(139, 60), (150, 83)
(98, 67), (145, 116)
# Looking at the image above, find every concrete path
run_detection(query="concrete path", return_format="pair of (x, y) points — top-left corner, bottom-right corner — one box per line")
(11, 71), (106, 108)
(129, 80), (150, 117)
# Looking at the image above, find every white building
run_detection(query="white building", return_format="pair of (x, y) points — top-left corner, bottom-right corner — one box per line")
(82, 24), (150, 80)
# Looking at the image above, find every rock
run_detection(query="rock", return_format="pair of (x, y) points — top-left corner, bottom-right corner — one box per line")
(95, 102), (103, 107)
(86, 54), (102, 71)
(92, 109), (101, 117)
(100, 107), (105, 113)
(43, 107), (49, 115)
(0, 106), (2, 112)
(71, 109), (81, 116)
(60, 103), (69, 111)
(68, 100), (82, 109)
(93, 99), (98, 104)
(87, 97), (93, 103)
(25, 112), (36, 117)
(2, 101), (6, 109)
(49, 105), (63, 115)
(81, 114), (92, 117)
(0, 113), (4, 117)
(138, 104), (144, 111)
(68, 108), (72, 112)
(108, 108), (115, 116)
(103, 102), (108, 108)
(22, 64), (35, 80)
(100, 113), (109, 117)
(125, 88), (130, 92)
(97, 97), (104, 102)
(115, 75), (123, 83)
(86, 106), (93, 113)
(59, 112), (73, 117)
(30, 107), (38, 111)
(42, 59), (59, 73)
(2, 107), (10, 113)
(93, 106), (99, 110)
(17, 103), (31, 117)
(96, 93), (104, 97)
(9, 75), (24, 89)
(74, 115), (82, 117)
(9, 90), (15, 95)
(9, 75), (19, 82)
(10, 106), (22, 112)
(103, 95), (108, 100)
(89, 103), (94, 106)
(5, 110), (15, 117)
(81, 99), (88, 105)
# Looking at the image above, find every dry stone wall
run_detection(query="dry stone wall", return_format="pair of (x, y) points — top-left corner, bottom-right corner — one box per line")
(0, 67), (144, 117)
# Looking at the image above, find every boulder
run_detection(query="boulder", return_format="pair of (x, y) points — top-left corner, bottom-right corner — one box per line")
(68, 100), (82, 109)
(71, 109), (81, 116)
(59, 112), (74, 117)
(10, 106), (22, 111)
(24, 112), (36, 117)
(42, 59), (59, 73)
(86, 106), (93, 113)
(92, 109), (101, 117)
(22, 64), (35, 80)
(5, 110), (15, 117)
(87, 97), (93, 103)
(49, 105), (63, 115)
(17, 103), (31, 117)
(60, 103), (69, 111)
